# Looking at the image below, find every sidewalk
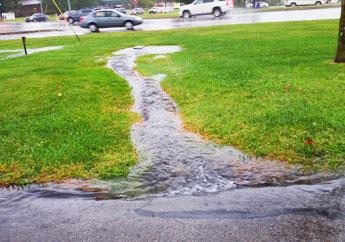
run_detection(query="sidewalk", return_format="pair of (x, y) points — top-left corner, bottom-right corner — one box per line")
(0, 21), (66, 35)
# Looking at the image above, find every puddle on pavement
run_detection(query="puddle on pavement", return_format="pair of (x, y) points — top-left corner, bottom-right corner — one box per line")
(0, 46), (64, 60)
(0, 46), (341, 201)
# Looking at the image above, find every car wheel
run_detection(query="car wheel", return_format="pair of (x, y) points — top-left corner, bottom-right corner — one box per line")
(315, 1), (322, 5)
(213, 8), (222, 17)
(290, 2), (297, 6)
(68, 18), (74, 24)
(182, 11), (191, 19)
(88, 23), (98, 32)
(125, 21), (134, 30)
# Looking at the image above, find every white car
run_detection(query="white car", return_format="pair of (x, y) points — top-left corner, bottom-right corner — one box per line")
(179, 0), (233, 19)
(162, 7), (174, 13)
(149, 7), (163, 14)
(325, 0), (341, 3)
(246, 1), (270, 8)
(284, 0), (327, 6)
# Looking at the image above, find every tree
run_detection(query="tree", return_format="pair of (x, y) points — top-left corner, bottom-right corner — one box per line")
(335, 0), (345, 63)
(137, 0), (155, 8)
(0, 0), (21, 12)
(42, 0), (100, 13)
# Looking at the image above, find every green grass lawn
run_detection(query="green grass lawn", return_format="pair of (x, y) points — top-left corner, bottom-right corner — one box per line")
(3, 14), (57, 23)
(135, 21), (345, 172)
(0, 20), (344, 186)
(255, 4), (341, 12)
(141, 10), (179, 19)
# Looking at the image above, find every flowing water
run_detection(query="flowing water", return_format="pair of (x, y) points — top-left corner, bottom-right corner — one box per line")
(0, 46), (340, 201)
(0, 46), (64, 60)
(96, 45), (337, 198)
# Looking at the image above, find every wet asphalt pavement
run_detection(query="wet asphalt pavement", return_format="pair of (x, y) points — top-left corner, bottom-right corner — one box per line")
(1, 178), (345, 241)
(0, 8), (341, 40)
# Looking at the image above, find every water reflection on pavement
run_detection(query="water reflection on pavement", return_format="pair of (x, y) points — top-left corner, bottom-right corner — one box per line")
(0, 8), (340, 40)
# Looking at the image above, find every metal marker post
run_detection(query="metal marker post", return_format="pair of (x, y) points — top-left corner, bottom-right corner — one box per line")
(22, 37), (28, 55)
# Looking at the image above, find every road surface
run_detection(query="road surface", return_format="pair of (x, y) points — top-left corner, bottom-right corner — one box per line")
(1, 178), (344, 241)
(0, 8), (341, 40)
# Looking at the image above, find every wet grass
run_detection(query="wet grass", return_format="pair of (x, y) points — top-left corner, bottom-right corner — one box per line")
(135, 20), (345, 171)
(3, 14), (57, 23)
(0, 19), (343, 186)
(0, 36), (142, 186)
(255, 4), (340, 12)
(141, 10), (179, 19)
(0, 52), (14, 59)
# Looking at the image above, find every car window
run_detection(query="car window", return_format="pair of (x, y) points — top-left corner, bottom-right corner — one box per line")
(195, 0), (204, 4)
(110, 12), (120, 17)
(204, 0), (214, 2)
(104, 11), (119, 17)
(94, 11), (106, 17)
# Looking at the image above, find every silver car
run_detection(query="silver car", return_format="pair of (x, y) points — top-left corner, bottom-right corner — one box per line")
(80, 9), (143, 32)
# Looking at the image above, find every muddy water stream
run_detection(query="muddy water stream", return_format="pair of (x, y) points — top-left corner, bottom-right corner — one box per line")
(0, 46), (340, 201)
(97, 45), (337, 198)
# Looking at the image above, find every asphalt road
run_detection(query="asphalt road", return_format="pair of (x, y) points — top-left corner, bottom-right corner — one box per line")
(1, 178), (345, 241)
(0, 8), (341, 40)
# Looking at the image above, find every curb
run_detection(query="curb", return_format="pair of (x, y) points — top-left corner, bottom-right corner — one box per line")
(0, 28), (61, 36)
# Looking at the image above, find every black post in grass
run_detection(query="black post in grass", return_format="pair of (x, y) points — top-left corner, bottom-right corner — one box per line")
(21, 37), (27, 55)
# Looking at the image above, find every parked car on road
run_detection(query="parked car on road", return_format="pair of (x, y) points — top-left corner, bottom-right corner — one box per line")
(25, 13), (49, 22)
(162, 7), (174, 13)
(80, 9), (143, 32)
(284, 0), (327, 6)
(67, 9), (94, 24)
(134, 8), (145, 14)
(246, 1), (270, 8)
(149, 7), (163, 14)
(115, 7), (127, 14)
(128, 9), (139, 15)
(179, 0), (232, 19)
(58, 10), (77, 20)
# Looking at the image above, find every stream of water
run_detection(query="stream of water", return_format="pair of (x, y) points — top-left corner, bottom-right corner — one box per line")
(0, 46), (340, 201)
(97, 45), (337, 198)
